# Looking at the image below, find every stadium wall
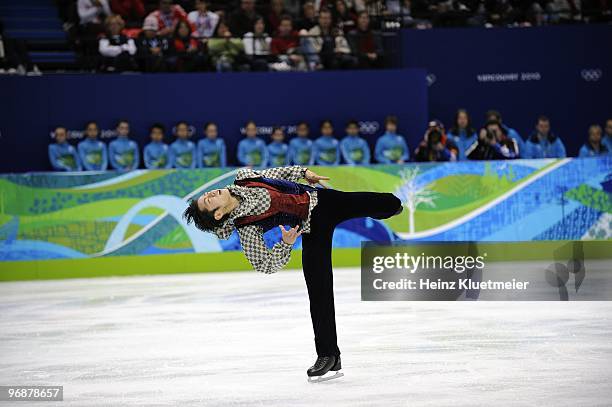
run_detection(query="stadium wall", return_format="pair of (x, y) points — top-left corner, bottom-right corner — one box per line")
(0, 69), (427, 173)
(401, 24), (612, 156)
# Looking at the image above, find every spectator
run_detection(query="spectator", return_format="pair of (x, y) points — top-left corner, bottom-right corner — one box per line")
(188, 0), (220, 39)
(578, 125), (609, 158)
(243, 16), (272, 71)
(267, 126), (290, 166)
(49, 127), (81, 171)
(333, 0), (357, 33)
(110, 0), (145, 27)
(137, 16), (172, 72)
(77, 0), (112, 67)
(288, 121), (315, 165)
(300, 9), (356, 70)
(486, 110), (524, 154)
(414, 120), (458, 162)
(271, 15), (306, 71)
(348, 11), (384, 69)
(340, 119), (371, 164)
(296, 1), (318, 30)
(109, 119), (140, 170)
(466, 120), (519, 160)
(0, 21), (40, 75)
(78, 0), (111, 25)
(147, 0), (192, 36)
(197, 122), (227, 167)
(78, 121), (109, 171)
(170, 121), (196, 168)
(313, 119), (340, 165)
(229, 0), (259, 37)
(267, 0), (287, 35)
(208, 21), (248, 71)
(374, 115), (409, 164)
(523, 116), (566, 159)
(98, 15), (138, 72)
(447, 109), (477, 160)
(603, 119), (612, 152)
(144, 123), (172, 169)
(237, 120), (268, 168)
(173, 20), (208, 71)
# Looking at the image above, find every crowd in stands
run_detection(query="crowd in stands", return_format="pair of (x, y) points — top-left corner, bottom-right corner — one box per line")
(48, 111), (612, 171)
(47, 0), (611, 72)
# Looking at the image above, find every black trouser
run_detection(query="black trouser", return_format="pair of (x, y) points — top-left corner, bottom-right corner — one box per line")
(301, 189), (402, 357)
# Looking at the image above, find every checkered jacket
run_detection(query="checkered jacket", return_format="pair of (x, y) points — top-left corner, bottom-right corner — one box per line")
(210, 165), (319, 274)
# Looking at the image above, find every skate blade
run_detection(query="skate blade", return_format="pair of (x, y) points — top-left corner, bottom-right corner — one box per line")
(307, 371), (344, 383)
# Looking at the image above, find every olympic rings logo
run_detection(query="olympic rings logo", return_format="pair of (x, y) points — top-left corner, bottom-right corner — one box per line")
(359, 121), (380, 135)
(581, 69), (602, 82)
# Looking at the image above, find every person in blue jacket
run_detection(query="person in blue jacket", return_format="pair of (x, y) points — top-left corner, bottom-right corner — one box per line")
(170, 121), (196, 169)
(109, 119), (140, 171)
(603, 119), (612, 152)
(486, 110), (524, 155)
(48, 126), (81, 171)
(77, 121), (108, 171)
(340, 119), (371, 165)
(267, 126), (290, 166)
(288, 121), (315, 165)
(578, 124), (609, 158)
(237, 120), (268, 168)
(447, 109), (477, 161)
(143, 123), (172, 169)
(523, 116), (567, 159)
(313, 119), (340, 165)
(374, 115), (409, 164)
(197, 122), (227, 168)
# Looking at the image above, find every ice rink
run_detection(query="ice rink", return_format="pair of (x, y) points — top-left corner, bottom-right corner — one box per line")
(1, 267), (611, 407)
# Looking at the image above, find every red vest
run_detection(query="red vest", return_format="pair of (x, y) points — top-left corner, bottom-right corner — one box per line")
(233, 180), (311, 228)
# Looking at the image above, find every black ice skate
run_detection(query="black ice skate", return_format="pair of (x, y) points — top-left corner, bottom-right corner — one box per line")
(307, 355), (343, 383)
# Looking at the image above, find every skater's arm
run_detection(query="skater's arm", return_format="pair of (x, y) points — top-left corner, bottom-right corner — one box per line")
(237, 225), (293, 274)
(235, 165), (308, 182)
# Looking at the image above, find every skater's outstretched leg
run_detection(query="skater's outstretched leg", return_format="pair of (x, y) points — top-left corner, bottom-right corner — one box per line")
(324, 189), (402, 224)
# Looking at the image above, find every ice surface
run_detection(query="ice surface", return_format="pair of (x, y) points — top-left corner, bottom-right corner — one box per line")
(1, 268), (611, 406)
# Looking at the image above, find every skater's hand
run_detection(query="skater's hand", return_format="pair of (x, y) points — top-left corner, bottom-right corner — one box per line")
(304, 169), (330, 186)
(279, 225), (302, 244)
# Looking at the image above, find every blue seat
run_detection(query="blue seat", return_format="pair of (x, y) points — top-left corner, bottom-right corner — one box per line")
(30, 51), (76, 63)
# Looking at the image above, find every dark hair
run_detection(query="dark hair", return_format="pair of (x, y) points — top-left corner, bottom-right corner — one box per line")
(486, 109), (501, 121)
(537, 115), (550, 123)
(272, 126), (284, 134)
(320, 119), (333, 128)
(85, 121), (98, 129)
(116, 119), (129, 127)
(280, 14), (293, 23)
(204, 122), (216, 130)
(297, 121), (309, 128)
(150, 123), (165, 132)
(183, 198), (227, 232)
(346, 119), (359, 128)
(319, 8), (332, 16)
(245, 120), (257, 127)
(176, 121), (189, 128)
(55, 126), (67, 133)
(174, 19), (192, 38)
(385, 115), (398, 126)
(252, 16), (265, 31)
(449, 109), (475, 135)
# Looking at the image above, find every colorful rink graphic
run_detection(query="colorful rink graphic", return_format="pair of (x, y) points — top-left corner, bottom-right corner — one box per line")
(0, 157), (610, 277)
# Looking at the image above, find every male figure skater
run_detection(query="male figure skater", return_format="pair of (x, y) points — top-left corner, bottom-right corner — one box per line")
(183, 165), (402, 382)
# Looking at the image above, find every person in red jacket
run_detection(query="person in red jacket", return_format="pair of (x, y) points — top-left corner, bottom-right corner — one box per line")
(270, 15), (306, 71)
(172, 20), (208, 71)
(146, 0), (193, 36)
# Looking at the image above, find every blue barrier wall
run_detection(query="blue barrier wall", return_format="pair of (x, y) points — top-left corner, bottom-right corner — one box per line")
(401, 25), (612, 155)
(0, 69), (427, 173)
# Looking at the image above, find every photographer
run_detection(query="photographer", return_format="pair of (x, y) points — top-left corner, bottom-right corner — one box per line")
(414, 120), (458, 162)
(466, 120), (519, 160)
